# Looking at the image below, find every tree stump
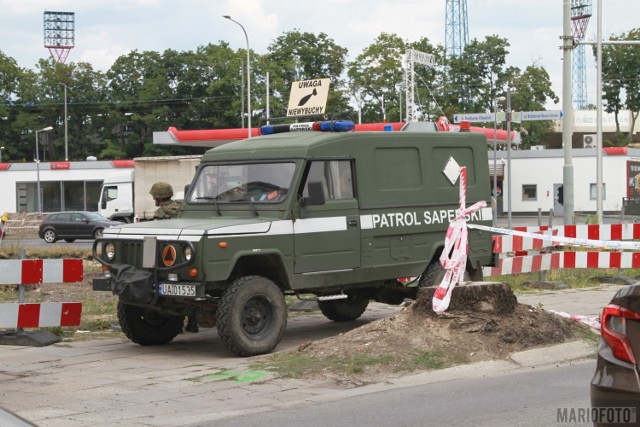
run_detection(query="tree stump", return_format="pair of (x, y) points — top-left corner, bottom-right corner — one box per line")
(413, 282), (518, 315)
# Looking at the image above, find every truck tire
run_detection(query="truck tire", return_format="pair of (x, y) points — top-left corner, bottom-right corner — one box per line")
(216, 276), (287, 357)
(118, 301), (184, 345)
(419, 261), (471, 288)
(318, 293), (369, 322)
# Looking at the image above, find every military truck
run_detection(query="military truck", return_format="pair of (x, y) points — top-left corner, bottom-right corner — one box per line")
(92, 122), (494, 356)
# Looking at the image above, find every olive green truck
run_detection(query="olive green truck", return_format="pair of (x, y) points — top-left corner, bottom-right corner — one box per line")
(93, 124), (494, 356)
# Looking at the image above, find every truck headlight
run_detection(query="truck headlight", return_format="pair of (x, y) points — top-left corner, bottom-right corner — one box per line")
(183, 245), (193, 261)
(105, 242), (116, 261)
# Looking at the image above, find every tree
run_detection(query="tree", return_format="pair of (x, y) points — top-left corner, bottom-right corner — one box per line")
(264, 30), (352, 122)
(504, 64), (559, 148)
(599, 29), (640, 144)
(443, 35), (510, 116)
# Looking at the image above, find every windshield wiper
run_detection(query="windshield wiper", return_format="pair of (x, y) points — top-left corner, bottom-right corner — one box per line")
(195, 196), (221, 216)
(231, 197), (259, 217)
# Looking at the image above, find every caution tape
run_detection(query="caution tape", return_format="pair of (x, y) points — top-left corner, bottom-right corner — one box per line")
(549, 310), (601, 331)
(469, 223), (640, 251)
(432, 167), (487, 314)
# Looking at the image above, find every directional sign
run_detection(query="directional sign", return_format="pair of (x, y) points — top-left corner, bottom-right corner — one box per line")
(453, 113), (501, 123)
(513, 110), (563, 122)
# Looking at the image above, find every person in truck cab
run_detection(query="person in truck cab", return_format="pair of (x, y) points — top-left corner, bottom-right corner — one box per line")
(149, 182), (180, 220)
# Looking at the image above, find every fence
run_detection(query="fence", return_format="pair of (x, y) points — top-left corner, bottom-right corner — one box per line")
(479, 223), (640, 277)
(0, 257), (84, 344)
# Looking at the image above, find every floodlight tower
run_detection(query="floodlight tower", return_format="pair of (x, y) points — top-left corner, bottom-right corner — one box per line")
(445, 0), (469, 58)
(43, 11), (75, 63)
(571, 0), (592, 110)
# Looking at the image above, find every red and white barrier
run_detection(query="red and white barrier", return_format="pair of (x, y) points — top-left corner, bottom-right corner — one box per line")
(492, 223), (640, 253)
(0, 259), (83, 285)
(0, 258), (84, 331)
(477, 222), (640, 277)
(484, 251), (640, 277)
(0, 303), (82, 328)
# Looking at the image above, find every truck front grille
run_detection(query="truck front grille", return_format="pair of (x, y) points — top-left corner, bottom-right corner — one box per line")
(121, 241), (144, 268)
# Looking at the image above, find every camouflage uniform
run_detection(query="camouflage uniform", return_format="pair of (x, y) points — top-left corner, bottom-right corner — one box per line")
(153, 200), (180, 219)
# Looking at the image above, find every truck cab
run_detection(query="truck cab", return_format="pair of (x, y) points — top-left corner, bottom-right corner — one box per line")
(98, 170), (134, 223)
(93, 123), (494, 357)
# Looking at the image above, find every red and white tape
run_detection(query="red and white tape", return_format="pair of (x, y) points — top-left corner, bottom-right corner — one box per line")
(0, 302), (82, 329)
(0, 259), (83, 285)
(471, 224), (640, 251)
(492, 223), (640, 253)
(432, 167), (487, 314)
(549, 310), (601, 331)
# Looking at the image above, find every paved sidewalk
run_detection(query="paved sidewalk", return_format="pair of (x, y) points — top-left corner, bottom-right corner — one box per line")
(0, 283), (627, 427)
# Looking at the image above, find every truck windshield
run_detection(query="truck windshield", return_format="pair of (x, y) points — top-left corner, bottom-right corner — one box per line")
(188, 162), (296, 204)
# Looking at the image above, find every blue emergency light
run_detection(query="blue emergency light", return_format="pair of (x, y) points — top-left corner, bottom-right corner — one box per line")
(260, 120), (354, 135)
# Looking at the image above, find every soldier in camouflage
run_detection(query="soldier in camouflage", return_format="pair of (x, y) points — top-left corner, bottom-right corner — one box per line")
(149, 182), (180, 220)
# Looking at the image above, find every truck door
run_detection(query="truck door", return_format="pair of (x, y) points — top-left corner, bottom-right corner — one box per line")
(294, 160), (360, 273)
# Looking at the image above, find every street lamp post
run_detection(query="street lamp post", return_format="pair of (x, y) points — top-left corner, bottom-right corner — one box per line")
(60, 83), (69, 161)
(223, 15), (251, 138)
(35, 126), (54, 213)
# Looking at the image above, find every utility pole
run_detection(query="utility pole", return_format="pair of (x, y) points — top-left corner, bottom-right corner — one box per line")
(562, 0), (575, 225)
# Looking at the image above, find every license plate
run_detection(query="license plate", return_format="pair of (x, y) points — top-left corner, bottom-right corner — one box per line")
(158, 283), (196, 297)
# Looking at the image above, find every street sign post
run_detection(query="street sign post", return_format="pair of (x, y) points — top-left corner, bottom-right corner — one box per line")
(513, 110), (563, 122)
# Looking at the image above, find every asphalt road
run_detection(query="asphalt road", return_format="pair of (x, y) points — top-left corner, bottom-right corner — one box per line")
(199, 360), (595, 427)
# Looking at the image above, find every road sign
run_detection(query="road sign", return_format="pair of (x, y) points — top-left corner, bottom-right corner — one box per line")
(453, 113), (501, 123)
(287, 78), (331, 117)
(513, 110), (563, 122)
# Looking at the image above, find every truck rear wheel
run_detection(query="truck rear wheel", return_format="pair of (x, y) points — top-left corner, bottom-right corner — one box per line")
(419, 261), (471, 288)
(318, 293), (369, 322)
(216, 276), (287, 357)
(118, 301), (183, 345)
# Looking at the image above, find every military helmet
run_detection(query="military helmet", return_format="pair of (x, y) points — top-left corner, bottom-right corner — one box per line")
(149, 182), (174, 199)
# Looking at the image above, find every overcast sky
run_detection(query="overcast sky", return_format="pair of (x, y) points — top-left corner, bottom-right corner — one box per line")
(1, 0), (639, 110)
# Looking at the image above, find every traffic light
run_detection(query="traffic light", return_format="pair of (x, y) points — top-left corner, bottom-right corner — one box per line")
(557, 186), (564, 205)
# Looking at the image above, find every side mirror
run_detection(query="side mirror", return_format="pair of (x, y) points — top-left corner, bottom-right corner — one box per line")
(300, 181), (326, 207)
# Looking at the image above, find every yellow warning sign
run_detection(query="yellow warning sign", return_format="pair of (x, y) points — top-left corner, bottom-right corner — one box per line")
(287, 78), (330, 117)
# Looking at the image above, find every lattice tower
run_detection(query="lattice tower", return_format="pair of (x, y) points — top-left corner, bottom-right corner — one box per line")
(445, 0), (469, 58)
(571, 0), (592, 110)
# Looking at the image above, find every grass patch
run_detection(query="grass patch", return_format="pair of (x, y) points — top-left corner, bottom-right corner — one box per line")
(0, 245), (92, 259)
(252, 352), (395, 378)
(402, 350), (468, 372)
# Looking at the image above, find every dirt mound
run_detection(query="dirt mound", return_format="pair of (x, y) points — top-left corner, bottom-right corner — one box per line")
(295, 283), (593, 385)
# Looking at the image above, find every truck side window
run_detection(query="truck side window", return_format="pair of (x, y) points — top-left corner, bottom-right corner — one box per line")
(303, 160), (354, 200)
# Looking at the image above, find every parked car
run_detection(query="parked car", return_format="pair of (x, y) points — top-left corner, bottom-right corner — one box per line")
(38, 212), (121, 243)
(590, 283), (640, 426)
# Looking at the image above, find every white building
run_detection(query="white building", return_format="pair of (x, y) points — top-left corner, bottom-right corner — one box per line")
(497, 146), (639, 217)
(0, 160), (134, 214)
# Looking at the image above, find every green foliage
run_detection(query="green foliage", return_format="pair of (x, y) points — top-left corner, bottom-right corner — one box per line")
(0, 28), (563, 160)
(598, 28), (640, 144)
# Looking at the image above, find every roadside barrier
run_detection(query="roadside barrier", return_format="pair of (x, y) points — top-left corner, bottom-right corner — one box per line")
(0, 258), (84, 344)
(475, 223), (640, 277)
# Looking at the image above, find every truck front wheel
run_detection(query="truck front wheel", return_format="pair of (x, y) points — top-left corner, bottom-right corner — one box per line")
(118, 301), (184, 345)
(318, 293), (369, 322)
(216, 276), (287, 357)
